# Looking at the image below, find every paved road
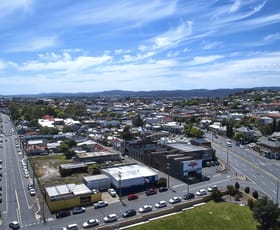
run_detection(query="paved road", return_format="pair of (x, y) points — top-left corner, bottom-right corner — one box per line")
(0, 114), (42, 229)
(206, 132), (280, 204)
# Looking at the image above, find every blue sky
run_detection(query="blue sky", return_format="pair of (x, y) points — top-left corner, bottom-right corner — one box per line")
(0, 0), (280, 95)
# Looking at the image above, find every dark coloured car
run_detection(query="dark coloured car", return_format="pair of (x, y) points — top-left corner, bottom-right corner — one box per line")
(127, 194), (139, 200)
(159, 187), (168, 192)
(145, 188), (157, 196)
(9, 221), (20, 229)
(183, 192), (195, 200)
(122, 209), (136, 218)
(56, 210), (71, 218)
(72, 206), (85, 215)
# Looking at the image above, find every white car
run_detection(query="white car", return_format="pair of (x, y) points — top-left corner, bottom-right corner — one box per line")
(155, 200), (167, 208)
(29, 188), (36, 196)
(196, 189), (207, 196)
(104, 213), (118, 223)
(139, 205), (152, 213)
(208, 185), (218, 192)
(82, 219), (99, 228)
(61, 223), (78, 230)
(169, 196), (182, 204)
(107, 188), (117, 197)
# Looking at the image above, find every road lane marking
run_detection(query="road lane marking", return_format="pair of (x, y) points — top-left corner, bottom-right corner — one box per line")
(213, 142), (278, 181)
(15, 189), (22, 224)
(173, 183), (185, 188)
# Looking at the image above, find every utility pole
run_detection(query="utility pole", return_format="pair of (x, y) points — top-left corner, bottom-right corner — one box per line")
(119, 171), (122, 202)
(276, 179), (279, 205)
(166, 163), (170, 189)
(226, 146), (229, 170)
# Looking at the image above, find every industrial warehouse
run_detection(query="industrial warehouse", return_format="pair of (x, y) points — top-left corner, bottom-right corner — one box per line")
(101, 164), (158, 195)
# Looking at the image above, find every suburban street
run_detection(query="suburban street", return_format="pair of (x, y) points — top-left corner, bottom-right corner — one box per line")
(1, 113), (279, 229)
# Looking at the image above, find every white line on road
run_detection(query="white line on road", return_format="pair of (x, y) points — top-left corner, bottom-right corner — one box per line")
(172, 183), (185, 188)
(270, 181), (275, 186)
(15, 189), (22, 225)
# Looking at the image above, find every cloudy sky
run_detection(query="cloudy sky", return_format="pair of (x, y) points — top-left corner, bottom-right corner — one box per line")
(0, 0), (279, 95)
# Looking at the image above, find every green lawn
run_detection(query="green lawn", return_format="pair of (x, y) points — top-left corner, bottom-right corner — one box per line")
(131, 201), (257, 230)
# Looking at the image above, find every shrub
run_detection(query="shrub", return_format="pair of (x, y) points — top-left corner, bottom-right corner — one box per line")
(244, 186), (250, 194)
(235, 182), (240, 190)
(252, 191), (259, 199)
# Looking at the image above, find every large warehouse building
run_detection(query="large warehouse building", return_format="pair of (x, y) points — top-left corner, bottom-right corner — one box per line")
(101, 164), (158, 195)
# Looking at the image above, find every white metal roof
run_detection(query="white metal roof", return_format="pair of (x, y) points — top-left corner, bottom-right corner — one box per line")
(102, 164), (157, 181)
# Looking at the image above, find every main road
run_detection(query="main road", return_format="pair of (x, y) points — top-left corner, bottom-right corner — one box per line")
(206, 132), (280, 204)
(0, 113), (42, 229)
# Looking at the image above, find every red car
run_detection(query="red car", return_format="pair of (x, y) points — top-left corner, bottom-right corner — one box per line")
(145, 188), (157, 196)
(127, 194), (139, 200)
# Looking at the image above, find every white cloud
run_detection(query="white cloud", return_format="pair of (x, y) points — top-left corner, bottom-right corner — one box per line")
(229, 0), (241, 13)
(264, 33), (280, 41)
(0, 0), (32, 19)
(63, 1), (177, 27)
(20, 53), (112, 72)
(202, 41), (223, 50)
(151, 21), (192, 50)
(8, 36), (58, 52)
(187, 55), (224, 66)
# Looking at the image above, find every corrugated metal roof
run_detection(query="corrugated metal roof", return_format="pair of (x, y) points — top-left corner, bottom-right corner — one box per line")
(83, 174), (109, 182)
(72, 184), (92, 196)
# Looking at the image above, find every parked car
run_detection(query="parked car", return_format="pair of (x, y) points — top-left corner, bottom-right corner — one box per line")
(145, 188), (157, 196)
(93, 200), (108, 209)
(183, 192), (195, 200)
(61, 223), (78, 230)
(9, 221), (20, 229)
(104, 214), (118, 223)
(56, 210), (71, 218)
(169, 196), (182, 204)
(127, 194), (139, 200)
(139, 205), (152, 213)
(29, 188), (36, 196)
(82, 219), (99, 228)
(155, 200), (167, 208)
(27, 184), (34, 190)
(122, 209), (136, 218)
(208, 185), (218, 192)
(159, 187), (168, 192)
(196, 189), (207, 196)
(107, 188), (117, 197)
(72, 206), (85, 215)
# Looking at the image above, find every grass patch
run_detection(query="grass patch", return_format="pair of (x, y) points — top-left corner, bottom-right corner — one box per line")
(131, 201), (257, 230)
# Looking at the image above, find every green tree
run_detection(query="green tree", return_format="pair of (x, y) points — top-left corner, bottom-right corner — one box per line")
(121, 125), (133, 141)
(132, 113), (143, 127)
(184, 124), (204, 138)
(253, 196), (280, 230)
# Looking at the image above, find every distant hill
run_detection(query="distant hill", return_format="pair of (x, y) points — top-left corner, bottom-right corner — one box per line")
(2, 87), (280, 98)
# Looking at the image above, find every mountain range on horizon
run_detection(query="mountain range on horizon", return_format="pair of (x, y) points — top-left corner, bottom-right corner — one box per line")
(1, 86), (279, 99)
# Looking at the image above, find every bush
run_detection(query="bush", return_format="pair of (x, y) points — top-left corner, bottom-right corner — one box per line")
(244, 187), (250, 194)
(157, 177), (167, 188)
(252, 191), (259, 199)
(247, 198), (255, 210)
(235, 182), (240, 190)
(212, 190), (223, 202)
